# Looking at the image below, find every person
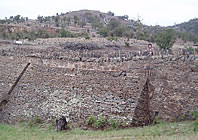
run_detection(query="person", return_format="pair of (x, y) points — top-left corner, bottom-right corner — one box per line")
(147, 43), (153, 56)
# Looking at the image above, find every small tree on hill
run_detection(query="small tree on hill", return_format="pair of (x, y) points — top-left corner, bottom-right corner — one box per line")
(66, 17), (71, 26)
(107, 11), (114, 16)
(155, 28), (176, 51)
(107, 19), (120, 30)
(74, 16), (79, 26)
(79, 20), (86, 28)
(98, 27), (109, 37)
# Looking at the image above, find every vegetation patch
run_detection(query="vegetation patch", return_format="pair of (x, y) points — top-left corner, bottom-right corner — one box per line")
(85, 115), (128, 130)
(0, 121), (198, 140)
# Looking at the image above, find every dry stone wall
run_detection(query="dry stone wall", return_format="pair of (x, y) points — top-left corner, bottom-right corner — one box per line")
(0, 56), (146, 124)
(149, 61), (198, 120)
(127, 59), (198, 121)
(0, 48), (198, 125)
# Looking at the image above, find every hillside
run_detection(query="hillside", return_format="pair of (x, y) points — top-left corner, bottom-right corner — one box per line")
(173, 18), (198, 34)
(0, 10), (198, 44)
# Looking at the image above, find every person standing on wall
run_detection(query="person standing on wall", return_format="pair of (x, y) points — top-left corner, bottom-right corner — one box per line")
(148, 43), (153, 56)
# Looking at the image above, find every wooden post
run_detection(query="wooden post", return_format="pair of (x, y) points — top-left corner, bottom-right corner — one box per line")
(0, 63), (31, 111)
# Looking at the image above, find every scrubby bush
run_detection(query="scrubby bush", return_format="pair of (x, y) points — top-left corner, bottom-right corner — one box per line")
(154, 116), (163, 124)
(188, 111), (198, 131)
(108, 119), (121, 129)
(27, 120), (34, 127)
(125, 41), (129, 47)
(34, 116), (41, 124)
(92, 117), (106, 129)
(86, 115), (97, 126)
(27, 116), (41, 127)
(107, 37), (118, 41)
(59, 28), (77, 38)
(86, 115), (128, 130)
(83, 32), (90, 40)
(98, 27), (109, 37)
(193, 118), (198, 131)
(191, 111), (198, 120)
(122, 121), (128, 127)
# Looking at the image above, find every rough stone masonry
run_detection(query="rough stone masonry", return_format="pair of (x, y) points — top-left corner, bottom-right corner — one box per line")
(0, 49), (198, 125)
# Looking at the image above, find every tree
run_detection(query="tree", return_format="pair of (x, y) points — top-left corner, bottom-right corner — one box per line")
(66, 17), (71, 26)
(37, 15), (44, 23)
(54, 16), (60, 27)
(55, 22), (60, 27)
(74, 16), (79, 26)
(118, 15), (129, 20)
(9, 16), (13, 20)
(79, 20), (86, 28)
(14, 15), (21, 23)
(98, 27), (109, 37)
(59, 28), (75, 38)
(107, 19), (120, 30)
(154, 28), (176, 50)
(113, 26), (126, 37)
(55, 16), (60, 23)
(91, 21), (103, 29)
(136, 31), (146, 40)
(107, 11), (114, 16)
(44, 16), (50, 22)
(20, 17), (25, 23)
(63, 16), (67, 23)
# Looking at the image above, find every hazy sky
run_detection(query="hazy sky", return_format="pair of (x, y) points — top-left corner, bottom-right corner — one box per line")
(0, 0), (197, 26)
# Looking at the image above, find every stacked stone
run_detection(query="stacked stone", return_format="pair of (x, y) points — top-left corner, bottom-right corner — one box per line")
(0, 58), (145, 124)
(132, 78), (154, 126)
(0, 51), (198, 125)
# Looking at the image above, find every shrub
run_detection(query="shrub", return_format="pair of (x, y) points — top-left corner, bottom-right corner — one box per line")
(60, 28), (76, 38)
(193, 118), (198, 131)
(98, 27), (109, 37)
(27, 120), (34, 127)
(107, 37), (118, 41)
(185, 46), (194, 51)
(92, 117), (106, 129)
(122, 121), (128, 127)
(86, 115), (127, 129)
(191, 111), (198, 120)
(27, 116), (41, 127)
(180, 115), (185, 121)
(125, 41), (129, 47)
(86, 115), (97, 126)
(108, 119), (121, 129)
(154, 116), (163, 124)
(34, 116), (41, 124)
(85, 35), (90, 40)
(191, 111), (198, 131)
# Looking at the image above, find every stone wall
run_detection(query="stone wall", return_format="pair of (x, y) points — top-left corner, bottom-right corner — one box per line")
(0, 56), (147, 124)
(149, 61), (198, 120)
(128, 59), (198, 121)
(0, 24), (32, 33)
(0, 53), (198, 125)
